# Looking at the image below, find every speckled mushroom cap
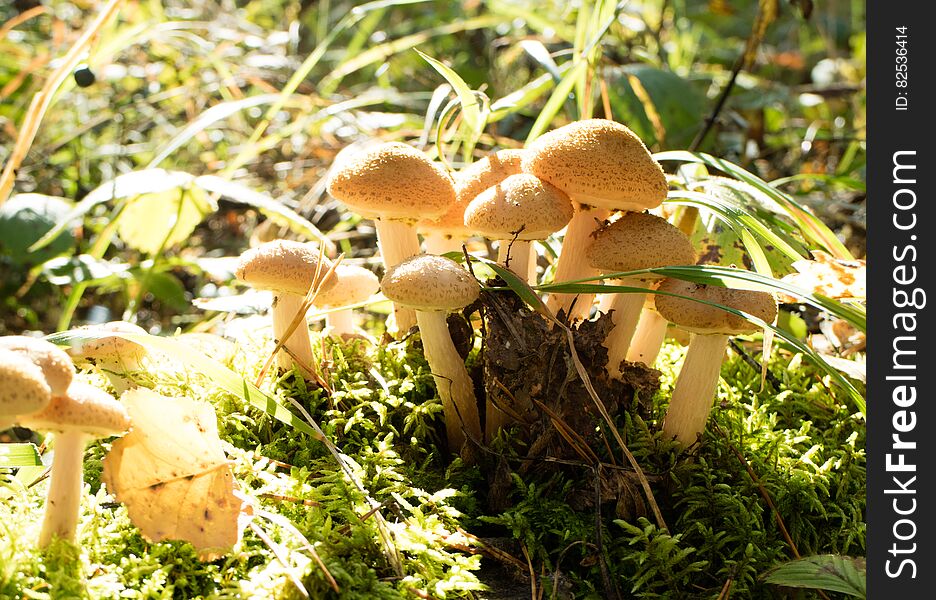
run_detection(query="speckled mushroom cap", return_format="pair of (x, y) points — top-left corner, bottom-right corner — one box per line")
(327, 142), (456, 222)
(0, 348), (51, 417)
(654, 278), (778, 336)
(69, 322), (148, 365)
(522, 119), (667, 211)
(18, 380), (130, 438)
(236, 239), (337, 297)
(313, 264), (380, 308)
(586, 212), (695, 279)
(419, 150), (525, 236)
(0, 336), (74, 395)
(464, 174), (573, 240)
(381, 255), (480, 312)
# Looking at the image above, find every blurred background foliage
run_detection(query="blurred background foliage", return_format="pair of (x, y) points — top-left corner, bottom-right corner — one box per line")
(0, 0), (865, 335)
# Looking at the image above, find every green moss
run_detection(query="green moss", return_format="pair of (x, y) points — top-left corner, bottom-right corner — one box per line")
(0, 331), (864, 599)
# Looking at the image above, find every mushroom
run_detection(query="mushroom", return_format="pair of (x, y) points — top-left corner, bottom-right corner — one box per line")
(380, 255), (482, 452)
(0, 335), (75, 395)
(0, 349), (52, 430)
(654, 278), (778, 447)
(68, 322), (148, 394)
(235, 239), (336, 378)
(624, 294), (670, 366)
(522, 119), (668, 320)
(312, 264), (380, 338)
(419, 149), (526, 256)
(586, 212), (694, 377)
(18, 381), (130, 547)
(327, 142), (456, 333)
(464, 173), (573, 282)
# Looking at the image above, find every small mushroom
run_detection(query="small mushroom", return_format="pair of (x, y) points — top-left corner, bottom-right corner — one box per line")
(464, 173), (573, 282)
(68, 322), (147, 394)
(312, 264), (380, 338)
(327, 142), (456, 333)
(18, 381), (130, 546)
(586, 212), (694, 377)
(380, 255), (482, 452)
(654, 278), (778, 447)
(0, 349), (52, 430)
(522, 120), (667, 320)
(235, 239), (336, 378)
(0, 335), (75, 395)
(419, 150), (526, 255)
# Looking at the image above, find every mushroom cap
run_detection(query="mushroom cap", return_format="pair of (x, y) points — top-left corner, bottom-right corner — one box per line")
(18, 380), (130, 438)
(419, 150), (525, 236)
(313, 264), (380, 308)
(69, 322), (148, 365)
(381, 254), (480, 312)
(464, 174), (574, 240)
(586, 212), (695, 279)
(0, 336), (75, 395)
(236, 239), (337, 297)
(0, 348), (51, 417)
(654, 278), (778, 335)
(522, 119), (667, 211)
(326, 142), (456, 222)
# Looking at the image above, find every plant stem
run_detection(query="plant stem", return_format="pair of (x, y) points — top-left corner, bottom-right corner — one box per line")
(414, 310), (481, 452)
(545, 205), (608, 321)
(374, 219), (420, 333)
(39, 432), (86, 547)
(662, 333), (728, 446)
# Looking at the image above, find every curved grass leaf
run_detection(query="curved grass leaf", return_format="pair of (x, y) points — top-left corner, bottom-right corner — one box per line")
(656, 151), (854, 259)
(763, 555), (866, 598)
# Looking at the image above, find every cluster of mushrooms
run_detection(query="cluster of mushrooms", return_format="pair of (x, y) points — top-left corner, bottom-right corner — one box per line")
(0, 118), (778, 547)
(235, 118), (778, 454)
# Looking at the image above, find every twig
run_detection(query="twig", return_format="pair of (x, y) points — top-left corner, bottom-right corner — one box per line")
(728, 339), (782, 391)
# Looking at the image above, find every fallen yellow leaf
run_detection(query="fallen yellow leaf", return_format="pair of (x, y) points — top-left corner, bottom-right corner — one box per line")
(102, 388), (250, 561)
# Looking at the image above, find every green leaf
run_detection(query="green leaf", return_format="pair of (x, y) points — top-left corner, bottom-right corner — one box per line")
(763, 555), (866, 598)
(139, 271), (189, 311)
(0, 443), (41, 468)
(416, 49), (485, 136)
(0, 194), (77, 265)
(41, 254), (130, 286)
(116, 186), (214, 255)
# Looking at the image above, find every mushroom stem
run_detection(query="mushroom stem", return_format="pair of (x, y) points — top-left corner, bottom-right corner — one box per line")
(414, 311), (481, 451)
(662, 333), (729, 447)
(601, 278), (650, 377)
(374, 219), (420, 332)
(626, 309), (668, 366)
(527, 244), (539, 284)
(423, 232), (464, 255)
(496, 240), (531, 281)
(38, 431), (87, 547)
(545, 205), (608, 320)
(271, 293), (316, 377)
(325, 309), (356, 337)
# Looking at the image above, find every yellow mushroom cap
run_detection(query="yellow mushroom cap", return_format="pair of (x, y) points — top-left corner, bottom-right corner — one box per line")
(586, 212), (695, 278)
(0, 348), (51, 417)
(381, 255), (480, 312)
(18, 381), (130, 438)
(420, 150), (526, 236)
(69, 322), (148, 365)
(0, 336), (75, 396)
(654, 278), (778, 336)
(464, 174), (573, 240)
(236, 239), (337, 297)
(522, 119), (667, 211)
(313, 264), (379, 308)
(327, 142), (456, 222)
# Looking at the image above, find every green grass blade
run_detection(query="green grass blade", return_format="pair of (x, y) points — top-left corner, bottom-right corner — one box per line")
(657, 151), (854, 259)
(0, 444), (41, 468)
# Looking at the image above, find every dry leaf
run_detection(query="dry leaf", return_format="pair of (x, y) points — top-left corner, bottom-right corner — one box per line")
(102, 388), (250, 560)
(779, 250), (866, 302)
